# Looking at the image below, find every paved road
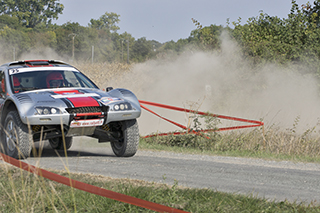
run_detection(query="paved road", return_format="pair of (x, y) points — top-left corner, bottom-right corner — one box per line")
(19, 137), (320, 204)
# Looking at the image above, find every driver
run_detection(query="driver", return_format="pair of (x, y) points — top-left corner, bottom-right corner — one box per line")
(46, 72), (64, 88)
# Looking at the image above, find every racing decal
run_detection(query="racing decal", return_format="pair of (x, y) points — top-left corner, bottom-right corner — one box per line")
(67, 97), (100, 107)
(8, 67), (78, 75)
(47, 90), (73, 108)
(53, 90), (82, 95)
(60, 98), (73, 108)
(51, 92), (100, 99)
(99, 97), (123, 105)
(70, 119), (104, 128)
(51, 90), (101, 107)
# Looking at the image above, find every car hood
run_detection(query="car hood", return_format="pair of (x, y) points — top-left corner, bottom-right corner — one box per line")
(14, 88), (105, 108)
(13, 88), (140, 113)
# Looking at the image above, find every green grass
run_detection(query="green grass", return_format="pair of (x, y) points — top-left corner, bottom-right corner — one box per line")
(0, 165), (319, 213)
(139, 138), (320, 163)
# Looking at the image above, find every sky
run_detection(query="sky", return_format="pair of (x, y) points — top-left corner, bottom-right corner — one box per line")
(54, 0), (307, 43)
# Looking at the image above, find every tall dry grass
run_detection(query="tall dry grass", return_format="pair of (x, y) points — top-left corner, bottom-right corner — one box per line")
(74, 62), (133, 89)
(142, 114), (320, 161)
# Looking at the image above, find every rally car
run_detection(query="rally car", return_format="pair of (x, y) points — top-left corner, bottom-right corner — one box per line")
(0, 60), (141, 159)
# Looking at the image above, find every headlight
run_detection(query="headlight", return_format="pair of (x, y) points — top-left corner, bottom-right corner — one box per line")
(34, 107), (61, 115)
(43, 108), (49, 115)
(35, 108), (43, 115)
(113, 102), (132, 111)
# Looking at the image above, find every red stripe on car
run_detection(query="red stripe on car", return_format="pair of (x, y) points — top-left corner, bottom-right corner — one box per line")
(67, 97), (100, 107)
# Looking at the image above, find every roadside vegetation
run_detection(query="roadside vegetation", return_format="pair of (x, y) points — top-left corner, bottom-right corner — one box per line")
(141, 116), (320, 163)
(0, 165), (319, 212)
(140, 127), (320, 163)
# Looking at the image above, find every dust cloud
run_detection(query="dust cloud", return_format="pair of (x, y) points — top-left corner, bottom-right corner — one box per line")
(19, 47), (68, 62)
(118, 33), (320, 135)
(0, 47), (68, 65)
(2, 38), (320, 136)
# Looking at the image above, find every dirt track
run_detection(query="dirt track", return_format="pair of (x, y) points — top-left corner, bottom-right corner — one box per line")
(20, 137), (320, 204)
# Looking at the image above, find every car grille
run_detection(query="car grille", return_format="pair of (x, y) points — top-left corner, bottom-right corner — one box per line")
(66, 106), (103, 114)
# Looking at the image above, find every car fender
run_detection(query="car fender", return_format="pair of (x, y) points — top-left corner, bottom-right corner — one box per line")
(107, 88), (141, 111)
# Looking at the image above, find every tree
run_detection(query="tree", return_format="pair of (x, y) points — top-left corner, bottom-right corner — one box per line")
(0, 25), (30, 60)
(89, 12), (120, 32)
(132, 37), (152, 62)
(230, 0), (320, 65)
(190, 18), (225, 50)
(0, 0), (64, 28)
(302, 0), (320, 26)
(0, 14), (22, 29)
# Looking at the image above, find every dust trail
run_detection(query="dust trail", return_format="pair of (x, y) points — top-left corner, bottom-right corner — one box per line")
(2, 41), (319, 136)
(116, 33), (320, 135)
(19, 47), (68, 61)
(0, 47), (68, 64)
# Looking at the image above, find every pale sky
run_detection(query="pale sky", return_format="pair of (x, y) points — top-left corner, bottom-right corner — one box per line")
(54, 0), (307, 43)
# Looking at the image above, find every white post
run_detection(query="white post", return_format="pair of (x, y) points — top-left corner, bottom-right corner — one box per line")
(92, 46), (94, 64)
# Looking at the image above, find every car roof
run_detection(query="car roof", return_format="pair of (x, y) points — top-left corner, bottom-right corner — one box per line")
(0, 60), (73, 69)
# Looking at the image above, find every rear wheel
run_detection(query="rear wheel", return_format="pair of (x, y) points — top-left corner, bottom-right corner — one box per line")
(111, 119), (139, 157)
(49, 137), (73, 150)
(1, 111), (32, 159)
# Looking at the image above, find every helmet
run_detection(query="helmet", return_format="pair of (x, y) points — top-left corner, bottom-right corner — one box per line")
(46, 72), (64, 88)
(13, 76), (20, 87)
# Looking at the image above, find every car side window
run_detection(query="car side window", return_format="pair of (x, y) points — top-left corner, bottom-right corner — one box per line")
(0, 70), (6, 98)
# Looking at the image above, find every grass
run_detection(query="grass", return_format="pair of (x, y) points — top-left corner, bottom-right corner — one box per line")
(140, 112), (320, 163)
(0, 165), (319, 213)
(140, 130), (320, 163)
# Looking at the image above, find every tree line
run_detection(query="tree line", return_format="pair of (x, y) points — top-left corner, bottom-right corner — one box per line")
(1, 0), (320, 67)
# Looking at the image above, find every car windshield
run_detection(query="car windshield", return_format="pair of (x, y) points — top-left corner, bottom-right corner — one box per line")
(9, 69), (98, 93)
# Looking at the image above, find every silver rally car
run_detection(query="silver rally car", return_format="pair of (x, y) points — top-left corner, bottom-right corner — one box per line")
(0, 60), (141, 159)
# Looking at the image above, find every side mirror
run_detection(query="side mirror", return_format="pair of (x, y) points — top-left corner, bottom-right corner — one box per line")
(106, 87), (113, 92)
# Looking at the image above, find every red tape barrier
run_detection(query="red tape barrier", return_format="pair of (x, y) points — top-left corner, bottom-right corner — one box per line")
(0, 153), (188, 213)
(139, 100), (264, 138)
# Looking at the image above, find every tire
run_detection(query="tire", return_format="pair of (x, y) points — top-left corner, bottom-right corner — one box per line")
(111, 119), (139, 157)
(1, 111), (32, 159)
(49, 137), (73, 150)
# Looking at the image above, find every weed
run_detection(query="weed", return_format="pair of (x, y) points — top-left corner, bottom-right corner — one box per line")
(144, 112), (320, 162)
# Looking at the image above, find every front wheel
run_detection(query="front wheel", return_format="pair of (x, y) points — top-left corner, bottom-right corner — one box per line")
(49, 137), (73, 150)
(111, 119), (139, 157)
(1, 111), (32, 159)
